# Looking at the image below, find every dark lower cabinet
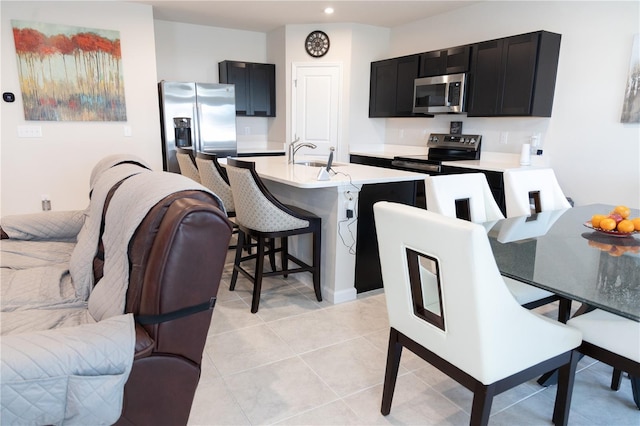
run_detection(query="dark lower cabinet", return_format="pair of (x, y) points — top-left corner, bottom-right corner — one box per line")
(467, 31), (561, 117)
(349, 154), (394, 169)
(219, 60), (275, 117)
(354, 181), (419, 293)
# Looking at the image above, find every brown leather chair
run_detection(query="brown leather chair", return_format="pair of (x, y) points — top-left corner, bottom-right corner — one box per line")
(105, 186), (233, 425)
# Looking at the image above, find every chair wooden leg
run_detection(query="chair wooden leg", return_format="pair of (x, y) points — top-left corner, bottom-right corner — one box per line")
(552, 351), (579, 426)
(611, 368), (623, 391)
(230, 231), (245, 291)
(631, 374), (640, 409)
(251, 237), (266, 313)
(281, 237), (288, 278)
(268, 238), (277, 272)
(557, 298), (572, 323)
(470, 383), (494, 426)
(381, 328), (402, 416)
(313, 230), (322, 302)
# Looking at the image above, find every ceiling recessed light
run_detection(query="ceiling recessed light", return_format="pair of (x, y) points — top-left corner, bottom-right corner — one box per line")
(324, 7), (334, 15)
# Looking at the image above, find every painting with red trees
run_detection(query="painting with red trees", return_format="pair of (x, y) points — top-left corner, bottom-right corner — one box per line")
(11, 20), (127, 121)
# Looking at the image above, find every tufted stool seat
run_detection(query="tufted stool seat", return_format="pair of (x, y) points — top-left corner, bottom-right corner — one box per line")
(225, 158), (322, 313)
(176, 148), (201, 183)
(195, 152), (234, 215)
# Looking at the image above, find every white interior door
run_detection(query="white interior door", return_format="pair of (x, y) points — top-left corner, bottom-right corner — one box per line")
(292, 63), (341, 160)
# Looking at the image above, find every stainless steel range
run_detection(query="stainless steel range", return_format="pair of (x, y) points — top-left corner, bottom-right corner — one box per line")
(391, 133), (482, 175)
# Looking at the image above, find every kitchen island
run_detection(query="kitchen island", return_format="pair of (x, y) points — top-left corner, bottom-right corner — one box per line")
(221, 155), (427, 303)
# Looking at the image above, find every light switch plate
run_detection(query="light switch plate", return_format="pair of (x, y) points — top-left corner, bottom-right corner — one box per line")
(17, 125), (42, 138)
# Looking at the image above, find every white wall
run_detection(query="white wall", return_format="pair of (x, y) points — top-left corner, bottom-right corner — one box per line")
(266, 27), (287, 144)
(383, 1), (640, 207)
(1, 1), (161, 215)
(282, 24), (390, 162)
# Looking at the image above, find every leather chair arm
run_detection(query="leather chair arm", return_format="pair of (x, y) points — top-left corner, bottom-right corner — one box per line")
(133, 323), (155, 360)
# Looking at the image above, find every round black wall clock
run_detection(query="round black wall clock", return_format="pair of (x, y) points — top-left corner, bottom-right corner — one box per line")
(305, 30), (330, 58)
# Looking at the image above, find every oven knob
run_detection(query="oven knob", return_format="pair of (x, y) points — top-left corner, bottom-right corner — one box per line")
(470, 138), (476, 144)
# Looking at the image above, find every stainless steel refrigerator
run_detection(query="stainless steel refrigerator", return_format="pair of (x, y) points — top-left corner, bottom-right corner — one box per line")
(158, 81), (237, 173)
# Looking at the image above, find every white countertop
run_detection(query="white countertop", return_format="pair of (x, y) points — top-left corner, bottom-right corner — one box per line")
(350, 144), (427, 160)
(223, 155), (427, 189)
(237, 141), (285, 155)
(350, 146), (550, 172)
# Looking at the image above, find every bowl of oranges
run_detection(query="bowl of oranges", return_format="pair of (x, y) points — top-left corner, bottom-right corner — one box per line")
(585, 205), (640, 237)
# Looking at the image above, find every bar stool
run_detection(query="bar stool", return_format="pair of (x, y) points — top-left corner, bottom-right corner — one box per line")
(176, 148), (201, 183)
(225, 158), (322, 313)
(195, 152), (234, 216)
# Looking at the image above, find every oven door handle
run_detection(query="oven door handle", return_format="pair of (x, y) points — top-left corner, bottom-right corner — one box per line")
(391, 160), (441, 173)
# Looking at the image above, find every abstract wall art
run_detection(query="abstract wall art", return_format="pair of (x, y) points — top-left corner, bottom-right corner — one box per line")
(621, 33), (640, 124)
(11, 20), (127, 121)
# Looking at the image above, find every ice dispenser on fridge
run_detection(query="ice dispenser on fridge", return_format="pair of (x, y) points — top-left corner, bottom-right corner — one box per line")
(173, 117), (192, 148)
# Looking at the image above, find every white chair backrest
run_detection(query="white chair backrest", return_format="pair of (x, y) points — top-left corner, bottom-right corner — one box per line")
(226, 162), (309, 232)
(195, 156), (235, 213)
(503, 168), (571, 217)
(176, 151), (201, 183)
(373, 201), (579, 383)
(425, 173), (505, 223)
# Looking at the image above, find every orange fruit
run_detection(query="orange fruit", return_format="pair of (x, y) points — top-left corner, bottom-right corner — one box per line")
(613, 205), (631, 219)
(632, 217), (640, 231)
(591, 214), (606, 227)
(617, 219), (634, 233)
(599, 217), (616, 231)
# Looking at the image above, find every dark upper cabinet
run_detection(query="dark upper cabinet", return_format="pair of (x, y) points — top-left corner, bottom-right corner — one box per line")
(418, 45), (470, 77)
(369, 55), (420, 117)
(466, 31), (561, 117)
(219, 60), (275, 117)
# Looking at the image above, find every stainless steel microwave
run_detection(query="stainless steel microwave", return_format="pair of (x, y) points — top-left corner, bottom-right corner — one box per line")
(413, 72), (466, 114)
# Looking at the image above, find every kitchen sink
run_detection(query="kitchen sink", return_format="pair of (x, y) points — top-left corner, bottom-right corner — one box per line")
(295, 161), (346, 167)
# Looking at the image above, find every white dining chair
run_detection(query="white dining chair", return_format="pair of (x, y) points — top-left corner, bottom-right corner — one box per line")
(374, 201), (582, 425)
(176, 148), (201, 183)
(503, 168), (571, 218)
(567, 309), (640, 409)
(424, 173), (563, 315)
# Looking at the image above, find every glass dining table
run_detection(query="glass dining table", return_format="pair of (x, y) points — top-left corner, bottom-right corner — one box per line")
(485, 203), (639, 322)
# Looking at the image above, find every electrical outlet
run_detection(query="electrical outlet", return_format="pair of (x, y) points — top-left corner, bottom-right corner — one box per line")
(500, 132), (508, 145)
(18, 125), (42, 138)
(123, 126), (132, 137)
(244, 126), (251, 135)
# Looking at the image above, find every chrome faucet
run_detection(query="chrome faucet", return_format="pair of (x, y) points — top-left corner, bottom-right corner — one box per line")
(288, 137), (317, 164)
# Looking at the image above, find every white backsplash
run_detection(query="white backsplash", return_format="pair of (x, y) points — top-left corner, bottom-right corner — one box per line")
(383, 115), (551, 156)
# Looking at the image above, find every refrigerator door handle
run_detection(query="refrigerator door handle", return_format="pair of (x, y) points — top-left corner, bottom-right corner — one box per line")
(193, 103), (200, 152)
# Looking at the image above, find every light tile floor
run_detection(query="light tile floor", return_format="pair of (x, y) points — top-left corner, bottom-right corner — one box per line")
(188, 252), (640, 425)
